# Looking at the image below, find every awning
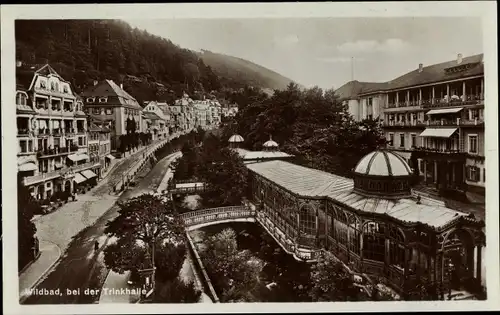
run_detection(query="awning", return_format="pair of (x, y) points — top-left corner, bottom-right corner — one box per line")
(73, 173), (87, 184)
(426, 108), (463, 115)
(19, 162), (37, 172)
(78, 154), (90, 161)
(81, 169), (97, 179)
(419, 128), (458, 138)
(105, 154), (116, 160)
(67, 153), (89, 162)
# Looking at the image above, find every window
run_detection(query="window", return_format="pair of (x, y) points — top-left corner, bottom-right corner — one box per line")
(78, 137), (83, 146)
(105, 108), (113, 115)
(363, 222), (386, 262)
(19, 140), (27, 153)
(388, 133), (394, 146)
(483, 168), (486, 182)
(299, 206), (316, 236)
(92, 108), (100, 115)
(468, 135), (478, 154)
(469, 109), (479, 120)
(16, 93), (27, 105)
(99, 97), (108, 103)
(389, 227), (405, 269)
(467, 166), (480, 182)
(51, 82), (55, 91)
(399, 133), (405, 148)
(411, 134), (417, 148)
(63, 85), (69, 93)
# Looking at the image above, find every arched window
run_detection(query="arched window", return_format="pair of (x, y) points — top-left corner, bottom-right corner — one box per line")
(348, 213), (361, 255)
(389, 226), (406, 269)
(332, 206), (349, 247)
(363, 221), (386, 262)
(299, 205), (316, 236)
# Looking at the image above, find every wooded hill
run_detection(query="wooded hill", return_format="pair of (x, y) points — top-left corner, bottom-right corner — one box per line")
(15, 19), (298, 105)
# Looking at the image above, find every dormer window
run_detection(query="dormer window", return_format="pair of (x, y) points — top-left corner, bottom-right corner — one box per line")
(86, 97), (96, 103)
(99, 97), (108, 103)
(40, 81), (46, 89)
(63, 85), (69, 93)
(51, 82), (55, 91)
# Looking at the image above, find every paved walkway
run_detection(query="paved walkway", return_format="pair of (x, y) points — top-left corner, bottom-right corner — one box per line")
(19, 141), (162, 301)
(98, 271), (141, 304)
(19, 240), (61, 301)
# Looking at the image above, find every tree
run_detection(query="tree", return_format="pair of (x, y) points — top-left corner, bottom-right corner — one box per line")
(198, 147), (248, 207)
(17, 178), (40, 270)
(198, 228), (263, 302)
(153, 278), (201, 303)
(104, 194), (185, 274)
(309, 253), (364, 301)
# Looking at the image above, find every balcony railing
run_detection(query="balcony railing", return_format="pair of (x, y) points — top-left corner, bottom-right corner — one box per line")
(422, 95), (484, 108)
(411, 146), (463, 154)
(426, 118), (483, 126)
(384, 120), (425, 127)
(37, 145), (79, 158)
(52, 128), (63, 136)
(64, 129), (75, 135)
(38, 128), (50, 136)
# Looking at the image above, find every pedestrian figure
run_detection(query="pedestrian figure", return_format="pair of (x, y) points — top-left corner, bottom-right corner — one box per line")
(94, 240), (99, 252)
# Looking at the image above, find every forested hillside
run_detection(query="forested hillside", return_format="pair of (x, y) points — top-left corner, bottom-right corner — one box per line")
(15, 20), (298, 105)
(197, 50), (298, 91)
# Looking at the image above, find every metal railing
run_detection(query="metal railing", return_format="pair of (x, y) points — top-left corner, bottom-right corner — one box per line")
(180, 206), (254, 226)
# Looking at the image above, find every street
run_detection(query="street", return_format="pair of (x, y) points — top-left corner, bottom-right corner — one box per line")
(22, 151), (181, 304)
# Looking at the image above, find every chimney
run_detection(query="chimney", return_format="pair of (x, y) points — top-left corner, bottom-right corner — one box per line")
(418, 63), (423, 73)
(457, 53), (463, 64)
(16, 60), (22, 67)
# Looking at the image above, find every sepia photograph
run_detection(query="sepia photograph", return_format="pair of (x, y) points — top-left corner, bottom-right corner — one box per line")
(1, 2), (498, 314)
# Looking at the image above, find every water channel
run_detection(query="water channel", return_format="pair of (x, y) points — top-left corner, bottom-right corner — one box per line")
(189, 221), (312, 302)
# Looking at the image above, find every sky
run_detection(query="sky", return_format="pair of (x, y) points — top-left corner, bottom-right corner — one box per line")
(125, 17), (483, 90)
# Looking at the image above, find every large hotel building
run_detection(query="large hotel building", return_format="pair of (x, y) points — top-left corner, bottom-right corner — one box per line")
(336, 53), (485, 197)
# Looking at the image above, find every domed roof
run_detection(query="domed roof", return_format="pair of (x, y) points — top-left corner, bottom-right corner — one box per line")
(354, 150), (412, 177)
(228, 134), (244, 143)
(353, 150), (413, 199)
(263, 140), (279, 148)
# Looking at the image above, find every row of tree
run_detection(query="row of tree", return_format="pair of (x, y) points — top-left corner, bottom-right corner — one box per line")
(221, 83), (387, 178)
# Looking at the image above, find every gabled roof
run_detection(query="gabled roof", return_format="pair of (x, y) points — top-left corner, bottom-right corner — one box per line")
(385, 53), (484, 91)
(81, 80), (142, 109)
(335, 80), (388, 101)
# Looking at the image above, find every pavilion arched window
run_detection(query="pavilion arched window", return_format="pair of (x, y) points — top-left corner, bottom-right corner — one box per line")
(348, 213), (362, 255)
(299, 205), (316, 236)
(363, 221), (386, 262)
(389, 226), (406, 269)
(332, 206), (349, 247)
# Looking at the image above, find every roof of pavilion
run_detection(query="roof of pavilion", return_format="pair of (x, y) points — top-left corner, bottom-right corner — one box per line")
(246, 160), (475, 230)
(233, 148), (293, 161)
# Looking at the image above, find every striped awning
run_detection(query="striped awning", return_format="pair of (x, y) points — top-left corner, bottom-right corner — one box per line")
(73, 173), (87, 184)
(419, 128), (458, 138)
(81, 169), (97, 179)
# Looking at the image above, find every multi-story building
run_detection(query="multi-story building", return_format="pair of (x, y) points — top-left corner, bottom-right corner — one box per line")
(222, 105), (239, 118)
(81, 80), (143, 151)
(335, 80), (387, 121)
(355, 53), (485, 195)
(142, 101), (170, 140)
(88, 119), (112, 177)
(16, 63), (98, 200)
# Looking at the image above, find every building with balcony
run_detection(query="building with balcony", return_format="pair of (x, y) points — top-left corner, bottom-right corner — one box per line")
(142, 101), (170, 140)
(16, 63), (95, 200)
(88, 120), (112, 178)
(343, 53), (485, 196)
(81, 80), (143, 151)
(334, 80), (387, 121)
